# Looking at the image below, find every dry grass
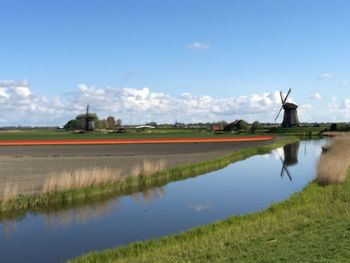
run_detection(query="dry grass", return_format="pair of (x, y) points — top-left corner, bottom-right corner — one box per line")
(317, 134), (350, 185)
(42, 159), (166, 193)
(2, 183), (19, 201)
(0, 159), (166, 200)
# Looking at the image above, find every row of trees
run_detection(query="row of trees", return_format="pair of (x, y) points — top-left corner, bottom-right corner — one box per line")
(64, 114), (122, 131)
(213, 120), (261, 132)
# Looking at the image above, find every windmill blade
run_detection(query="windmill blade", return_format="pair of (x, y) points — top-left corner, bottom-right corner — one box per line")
(278, 155), (285, 178)
(275, 106), (283, 121)
(278, 154), (292, 181)
(282, 88), (291, 104)
(279, 155), (292, 181)
(284, 164), (293, 181)
(279, 162), (285, 178)
(280, 91), (284, 104)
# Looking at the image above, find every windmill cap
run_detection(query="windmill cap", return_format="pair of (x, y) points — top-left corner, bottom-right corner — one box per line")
(283, 102), (298, 109)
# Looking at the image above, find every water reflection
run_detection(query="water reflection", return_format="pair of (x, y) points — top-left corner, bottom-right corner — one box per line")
(43, 187), (165, 228)
(44, 200), (116, 228)
(0, 186), (166, 237)
(279, 142), (300, 181)
(131, 187), (165, 205)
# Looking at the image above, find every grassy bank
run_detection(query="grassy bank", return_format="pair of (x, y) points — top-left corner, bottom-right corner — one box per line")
(70, 139), (350, 263)
(0, 137), (298, 219)
(267, 126), (325, 136)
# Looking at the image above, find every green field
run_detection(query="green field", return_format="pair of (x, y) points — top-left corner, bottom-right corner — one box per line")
(70, 169), (350, 263)
(0, 126), (329, 141)
(0, 129), (251, 141)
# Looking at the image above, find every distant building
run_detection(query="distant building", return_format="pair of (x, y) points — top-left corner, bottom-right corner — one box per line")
(211, 125), (222, 132)
(223, 120), (239, 132)
(135, 125), (155, 129)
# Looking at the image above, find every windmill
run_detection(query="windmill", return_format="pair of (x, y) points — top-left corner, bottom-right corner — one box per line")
(275, 88), (300, 128)
(84, 104), (95, 131)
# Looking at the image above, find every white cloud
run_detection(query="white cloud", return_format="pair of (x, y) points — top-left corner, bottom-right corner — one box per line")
(188, 41), (210, 50)
(318, 72), (333, 80)
(309, 93), (322, 100)
(341, 99), (350, 109)
(298, 96), (350, 123)
(328, 96), (339, 109)
(0, 80), (349, 126)
(122, 70), (143, 81)
(14, 86), (31, 97)
(336, 80), (348, 87)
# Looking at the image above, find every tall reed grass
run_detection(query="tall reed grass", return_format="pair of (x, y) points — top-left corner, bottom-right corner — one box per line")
(41, 159), (166, 194)
(317, 134), (350, 185)
(3, 183), (19, 201)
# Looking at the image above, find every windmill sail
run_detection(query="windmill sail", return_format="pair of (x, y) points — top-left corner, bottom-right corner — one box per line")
(275, 106), (284, 121)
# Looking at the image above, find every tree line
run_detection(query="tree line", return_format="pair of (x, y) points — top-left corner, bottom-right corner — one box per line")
(64, 113), (122, 131)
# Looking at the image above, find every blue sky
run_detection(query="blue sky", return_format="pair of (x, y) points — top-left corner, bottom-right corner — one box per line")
(0, 0), (349, 125)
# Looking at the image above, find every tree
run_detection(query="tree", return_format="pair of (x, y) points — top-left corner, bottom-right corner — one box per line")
(116, 118), (122, 127)
(237, 119), (248, 130)
(330, 123), (338, 131)
(251, 121), (261, 132)
(106, 116), (116, 129)
(64, 119), (83, 130)
(97, 119), (107, 129)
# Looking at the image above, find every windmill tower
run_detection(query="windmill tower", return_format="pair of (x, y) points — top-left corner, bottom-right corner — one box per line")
(275, 88), (300, 128)
(85, 104), (95, 131)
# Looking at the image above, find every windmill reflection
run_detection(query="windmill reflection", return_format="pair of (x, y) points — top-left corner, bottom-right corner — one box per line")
(279, 142), (300, 181)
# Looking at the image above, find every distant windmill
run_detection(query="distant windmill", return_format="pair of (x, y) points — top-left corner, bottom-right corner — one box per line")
(275, 88), (300, 128)
(84, 104), (95, 131)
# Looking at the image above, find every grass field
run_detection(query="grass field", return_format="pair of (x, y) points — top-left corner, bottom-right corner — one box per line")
(0, 129), (255, 141)
(0, 126), (329, 141)
(70, 137), (350, 263)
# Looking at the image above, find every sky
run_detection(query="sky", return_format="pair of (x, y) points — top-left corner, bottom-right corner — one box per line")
(0, 0), (350, 126)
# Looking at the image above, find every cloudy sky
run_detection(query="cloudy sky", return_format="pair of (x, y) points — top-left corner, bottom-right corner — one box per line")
(1, 0), (350, 126)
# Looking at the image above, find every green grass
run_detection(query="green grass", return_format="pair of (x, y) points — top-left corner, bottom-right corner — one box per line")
(0, 126), (330, 141)
(69, 169), (350, 263)
(267, 126), (325, 136)
(0, 137), (298, 220)
(0, 129), (264, 140)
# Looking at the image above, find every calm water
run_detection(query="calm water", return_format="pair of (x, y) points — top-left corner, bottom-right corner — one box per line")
(0, 139), (326, 263)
